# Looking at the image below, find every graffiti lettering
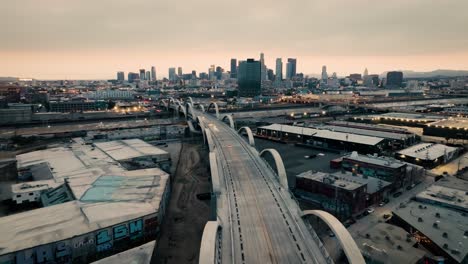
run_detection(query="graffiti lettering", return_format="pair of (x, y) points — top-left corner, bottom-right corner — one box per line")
(113, 224), (128, 240)
(96, 230), (111, 245)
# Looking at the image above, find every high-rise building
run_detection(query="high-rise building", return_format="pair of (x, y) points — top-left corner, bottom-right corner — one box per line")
(321, 65), (328, 81)
(191, 70), (197, 79)
(169, 68), (176, 81)
(230, 59), (237, 79)
(260, 53), (267, 81)
(332, 72), (337, 79)
(145, 71), (151, 81)
(151, 66), (157, 81)
(117, 71), (125, 82)
(386, 71), (403, 88)
(128, 72), (140, 83)
(286, 58), (297, 79)
(267, 69), (274, 81)
(209, 65), (215, 80)
(275, 58), (283, 82)
(139, 69), (146, 80)
(363, 68), (368, 78)
(238, 59), (261, 97)
(177, 67), (183, 77)
(215, 66), (223, 80)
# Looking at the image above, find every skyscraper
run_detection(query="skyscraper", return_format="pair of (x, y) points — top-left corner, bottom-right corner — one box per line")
(386, 71), (403, 88)
(363, 68), (368, 78)
(139, 69), (146, 80)
(117, 71), (125, 82)
(169, 68), (176, 81)
(145, 71), (151, 81)
(177, 67), (183, 77)
(267, 69), (274, 81)
(275, 58), (283, 82)
(151, 66), (157, 81)
(238, 59), (261, 97)
(286, 58), (297, 79)
(260, 53), (267, 81)
(209, 65), (215, 80)
(128, 72), (140, 83)
(230, 59), (237, 79)
(321, 65), (328, 81)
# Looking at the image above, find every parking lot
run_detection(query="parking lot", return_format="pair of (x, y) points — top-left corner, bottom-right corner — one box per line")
(253, 137), (343, 177)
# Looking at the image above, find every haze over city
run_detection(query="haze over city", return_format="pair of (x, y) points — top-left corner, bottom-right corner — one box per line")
(2, 0), (468, 79)
(1, 1), (468, 264)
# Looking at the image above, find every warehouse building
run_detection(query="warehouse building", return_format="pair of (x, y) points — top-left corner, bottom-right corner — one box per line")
(94, 139), (171, 171)
(352, 112), (444, 127)
(424, 118), (468, 140)
(340, 152), (408, 188)
(258, 124), (387, 154)
(391, 177), (468, 264)
(0, 138), (170, 263)
(295, 170), (391, 219)
(320, 121), (418, 148)
(356, 223), (427, 264)
(395, 143), (459, 168)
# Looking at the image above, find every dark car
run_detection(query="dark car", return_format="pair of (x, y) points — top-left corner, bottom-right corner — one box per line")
(393, 191), (403, 198)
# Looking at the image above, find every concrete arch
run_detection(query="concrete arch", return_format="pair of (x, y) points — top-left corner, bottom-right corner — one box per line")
(207, 102), (220, 119)
(199, 220), (222, 264)
(187, 97), (194, 105)
(177, 104), (186, 117)
(199, 104), (205, 113)
(221, 114), (235, 129)
(259, 148), (289, 188)
(302, 210), (365, 264)
(185, 102), (197, 120)
(237, 126), (255, 147)
(205, 129), (215, 152)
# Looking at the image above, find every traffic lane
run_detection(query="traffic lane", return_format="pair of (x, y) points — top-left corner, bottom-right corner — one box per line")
(217, 125), (324, 263)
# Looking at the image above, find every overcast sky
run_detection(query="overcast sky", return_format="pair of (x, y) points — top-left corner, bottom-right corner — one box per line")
(2, 0), (468, 79)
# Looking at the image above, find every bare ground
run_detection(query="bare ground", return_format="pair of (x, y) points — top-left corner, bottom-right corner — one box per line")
(152, 143), (211, 264)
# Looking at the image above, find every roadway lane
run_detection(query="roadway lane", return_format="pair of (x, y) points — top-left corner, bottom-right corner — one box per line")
(200, 113), (329, 264)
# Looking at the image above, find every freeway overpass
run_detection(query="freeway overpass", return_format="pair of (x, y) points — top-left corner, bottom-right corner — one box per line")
(162, 98), (365, 264)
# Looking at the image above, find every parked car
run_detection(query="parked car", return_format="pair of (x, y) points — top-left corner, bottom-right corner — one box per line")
(393, 191), (403, 198)
(383, 213), (392, 219)
(366, 207), (375, 214)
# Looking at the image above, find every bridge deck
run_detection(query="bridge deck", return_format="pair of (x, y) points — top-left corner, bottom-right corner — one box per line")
(200, 113), (329, 264)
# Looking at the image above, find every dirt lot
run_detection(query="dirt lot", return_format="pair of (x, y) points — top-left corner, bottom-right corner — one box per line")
(152, 143), (211, 264)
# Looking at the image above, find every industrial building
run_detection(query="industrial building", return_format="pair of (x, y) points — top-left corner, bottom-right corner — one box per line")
(396, 143), (459, 168)
(353, 112), (444, 127)
(94, 139), (171, 171)
(322, 121), (418, 148)
(0, 138), (171, 263)
(295, 170), (391, 219)
(424, 118), (468, 140)
(340, 152), (409, 188)
(391, 177), (468, 264)
(356, 223), (427, 264)
(257, 124), (387, 154)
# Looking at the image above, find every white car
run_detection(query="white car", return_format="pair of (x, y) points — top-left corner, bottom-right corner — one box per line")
(366, 207), (375, 214)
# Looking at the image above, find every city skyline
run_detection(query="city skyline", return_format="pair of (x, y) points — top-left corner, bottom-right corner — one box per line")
(2, 0), (468, 79)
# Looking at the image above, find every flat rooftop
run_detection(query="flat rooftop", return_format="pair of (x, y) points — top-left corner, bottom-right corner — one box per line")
(397, 143), (458, 161)
(297, 170), (391, 194)
(374, 112), (444, 122)
(91, 241), (156, 264)
(11, 180), (60, 194)
(328, 121), (413, 134)
(427, 118), (468, 130)
(343, 152), (406, 169)
(259, 124), (385, 146)
(416, 185), (468, 213)
(393, 201), (468, 263)
(356, 223), (427, 264)
(0, 168), (169, 256)
(319, 125), (414, 141)
(94, 139), (169, 161)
